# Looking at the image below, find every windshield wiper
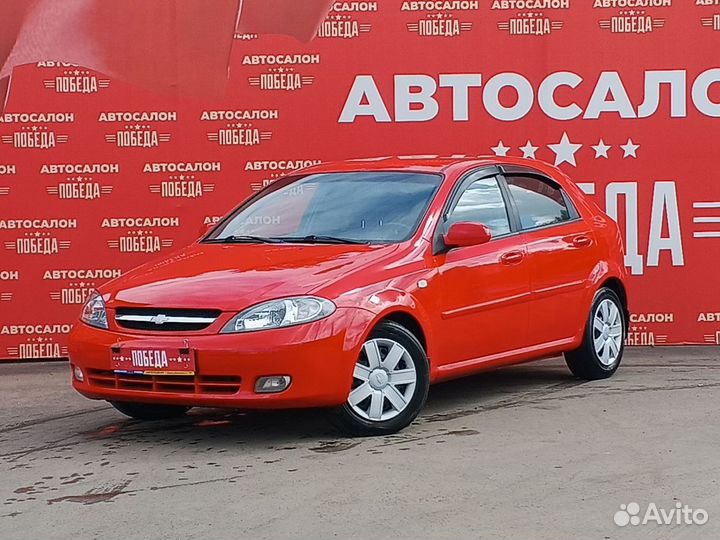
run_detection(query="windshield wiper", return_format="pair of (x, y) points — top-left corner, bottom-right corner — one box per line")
(275, 235), (368, 245)
(205, 235), (283, 244)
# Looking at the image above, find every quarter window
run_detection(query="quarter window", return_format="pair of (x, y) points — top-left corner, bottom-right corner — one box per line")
(506, 175), (573, 230)
(448, 176), (511, 237)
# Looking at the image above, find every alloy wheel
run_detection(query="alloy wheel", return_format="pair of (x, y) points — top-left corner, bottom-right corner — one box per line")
(348, 338), (417, 422)
(592, 298), (623, 366)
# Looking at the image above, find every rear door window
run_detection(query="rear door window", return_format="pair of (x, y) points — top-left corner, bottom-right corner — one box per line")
(505, 175), (576, 230)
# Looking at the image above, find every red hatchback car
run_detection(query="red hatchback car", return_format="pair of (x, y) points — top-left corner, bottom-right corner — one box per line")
(69, 156), (629, 435)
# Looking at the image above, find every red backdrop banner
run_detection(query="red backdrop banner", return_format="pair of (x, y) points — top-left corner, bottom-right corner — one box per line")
(1, 0), (719, 360)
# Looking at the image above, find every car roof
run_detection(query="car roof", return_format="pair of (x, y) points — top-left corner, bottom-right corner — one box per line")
(294, 155), (564, 179)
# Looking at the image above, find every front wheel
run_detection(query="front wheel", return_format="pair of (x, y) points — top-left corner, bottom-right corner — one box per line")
(110, 401), (191, 420)
(565, 287), (626, 380)
(331, 321), (430, 436)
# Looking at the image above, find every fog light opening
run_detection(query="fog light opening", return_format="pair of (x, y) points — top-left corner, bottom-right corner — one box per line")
(255, 375), (291, 394)
(73, 365), (85, 382)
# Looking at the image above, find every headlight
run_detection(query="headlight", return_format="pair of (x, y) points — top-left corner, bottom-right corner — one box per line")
(81, 290), (108, 329)
(221, 297), (335, 333)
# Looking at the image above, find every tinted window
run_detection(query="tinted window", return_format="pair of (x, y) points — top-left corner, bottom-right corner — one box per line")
(210, 172), (442, 244)
(448, 176), (511, 237)
(506, 176), (572, 230)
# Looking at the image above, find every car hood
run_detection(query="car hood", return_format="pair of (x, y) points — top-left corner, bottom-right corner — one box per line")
(104, 242), (402, 311)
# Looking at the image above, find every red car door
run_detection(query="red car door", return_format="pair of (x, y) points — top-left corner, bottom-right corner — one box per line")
(432, 171), (531, 372)
(502, 171), (599, 346)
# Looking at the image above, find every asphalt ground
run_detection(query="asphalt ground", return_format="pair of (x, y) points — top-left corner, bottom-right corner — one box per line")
(0, 347), (718, 540)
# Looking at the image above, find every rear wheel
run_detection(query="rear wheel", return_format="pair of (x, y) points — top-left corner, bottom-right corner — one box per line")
(332, 320), (429, 436)
(565, 287), (626, 380)
(110, 401), (191, 420)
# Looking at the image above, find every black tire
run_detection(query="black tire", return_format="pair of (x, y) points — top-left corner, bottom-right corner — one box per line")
(110, 401), (191, 420)
(565, 287), (626, 380)
(331, 320), (430, 437)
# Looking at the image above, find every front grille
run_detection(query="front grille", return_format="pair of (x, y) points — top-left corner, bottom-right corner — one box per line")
(87, 369), (241, 395)
(115, 308), (221, 332)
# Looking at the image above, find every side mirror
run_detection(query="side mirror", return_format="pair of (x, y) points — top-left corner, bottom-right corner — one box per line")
(443, 222), (492, 249)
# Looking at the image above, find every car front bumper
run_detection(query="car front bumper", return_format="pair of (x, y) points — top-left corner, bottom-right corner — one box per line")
(69, 307), (371, 409)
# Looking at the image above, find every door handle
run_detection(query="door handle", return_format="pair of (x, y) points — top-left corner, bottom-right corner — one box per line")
(573, 235), (592, 248)
(500, 250), (524, 265)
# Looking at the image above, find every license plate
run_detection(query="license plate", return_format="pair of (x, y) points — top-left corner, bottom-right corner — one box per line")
(111, 346), (195, 375)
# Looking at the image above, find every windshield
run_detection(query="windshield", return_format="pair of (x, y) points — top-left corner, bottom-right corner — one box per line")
(207, 172), (442, 244)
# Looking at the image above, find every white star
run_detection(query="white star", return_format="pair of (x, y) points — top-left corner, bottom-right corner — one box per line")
(620, 138), (639, 158)
(592, 139), (611, 159)
(519, 140), (538, 159)
(491, 140), (510, 157)
(548, 132), (582, 167)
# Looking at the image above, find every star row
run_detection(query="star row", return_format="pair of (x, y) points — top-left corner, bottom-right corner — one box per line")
(490, 132), (640, 166)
